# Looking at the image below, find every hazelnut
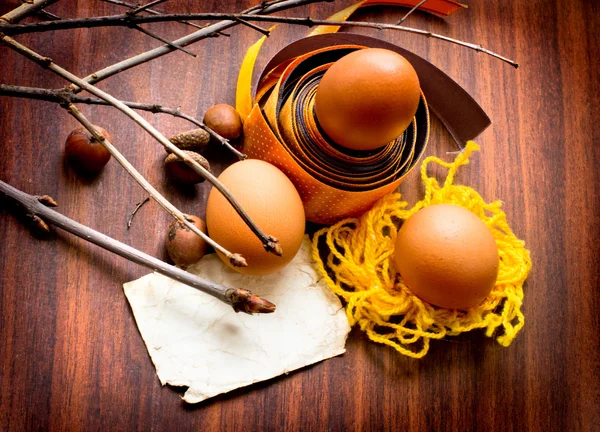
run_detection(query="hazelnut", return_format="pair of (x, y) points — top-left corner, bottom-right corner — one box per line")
(166, 215), (208, 268)
(164, 151), (210, 184)
(203, 104), (243, 140)
(64, 125), (112, 172)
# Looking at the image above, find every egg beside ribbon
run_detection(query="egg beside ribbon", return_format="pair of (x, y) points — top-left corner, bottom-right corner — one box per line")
(394, 204), (500, 309)
(206, 159), (305, 276)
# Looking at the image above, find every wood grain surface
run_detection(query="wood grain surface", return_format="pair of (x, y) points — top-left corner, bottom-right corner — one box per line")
(1, 1), (599, 431)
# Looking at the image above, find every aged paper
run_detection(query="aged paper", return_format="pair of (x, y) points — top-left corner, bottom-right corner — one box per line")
(123, 236), (350, 403)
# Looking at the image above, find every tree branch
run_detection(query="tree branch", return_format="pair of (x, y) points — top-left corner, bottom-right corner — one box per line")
(127, 197), (150, 229)
(233, 16), (271, 36)
(0, 0), (59, 24)
(396, 0), (428, 25)
(0, 34), (283, 255)
(127, 0), (168, 16)
(0, 84), (247, 160)
(74, 0), (328, 87)
(36, 9), (61, 21)
(0, 10), (519, 67)
(101, 0), (219, 33)
(64, 103), (247, 268)
(0, 180), (275, 314)
(130, 23), (197, 57)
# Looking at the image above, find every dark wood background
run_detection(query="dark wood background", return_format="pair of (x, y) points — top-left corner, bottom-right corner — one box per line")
(1, 1), (598, 431)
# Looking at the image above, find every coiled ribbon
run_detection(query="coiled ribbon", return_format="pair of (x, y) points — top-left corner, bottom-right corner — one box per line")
(236, 0), (488, 224)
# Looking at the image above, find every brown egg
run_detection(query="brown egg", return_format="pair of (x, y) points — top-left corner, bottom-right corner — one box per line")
(394, 204), (499, 309)
(206, 159), (305, 276)
(315, 48), (421, 151)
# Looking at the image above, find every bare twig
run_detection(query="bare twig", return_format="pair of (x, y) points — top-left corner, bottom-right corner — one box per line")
(0, 35), (282, 255)
(0, 0), (58, 24)
(102, 0), (214, 32)
(1, 11), (518, 67)
(396, 0), (428, 25)
(233, 16), (271, 36)
(105, 0), (196, 55)
(37, 9), (61, 20)
(63, 103), (247, 268)
(131, 24), (197, 57)
(0, 85), (247, 160)
(0, 181), (275, 314)
(127, 197), (149, 229)
(102, 0), (135, 8)
(127, 0), (168, 16)
(76, 0), (327, 87)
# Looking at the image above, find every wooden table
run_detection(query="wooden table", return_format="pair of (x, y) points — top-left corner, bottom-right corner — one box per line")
(1, 1), (598, 430)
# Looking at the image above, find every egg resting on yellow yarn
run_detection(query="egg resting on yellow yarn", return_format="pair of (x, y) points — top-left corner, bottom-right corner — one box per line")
(311, 141), (532, 358)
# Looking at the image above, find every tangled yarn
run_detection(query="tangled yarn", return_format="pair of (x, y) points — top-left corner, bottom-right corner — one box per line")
(311, 142), (532, 358)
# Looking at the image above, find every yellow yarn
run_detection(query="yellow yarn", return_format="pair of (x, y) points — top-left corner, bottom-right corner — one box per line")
(311, 141), (532, 358)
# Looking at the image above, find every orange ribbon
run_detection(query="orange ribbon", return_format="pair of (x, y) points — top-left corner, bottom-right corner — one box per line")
(243, 41), (430, 224)
(236, 1), (486, 224)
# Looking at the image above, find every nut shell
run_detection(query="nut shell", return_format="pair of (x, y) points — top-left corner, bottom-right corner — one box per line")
(203, 104), (243, 140)
(166, 215), (208, 268)
(164, 151), (210, 184)
(168, 128), (210, 153)
(64, 125), (112, 172)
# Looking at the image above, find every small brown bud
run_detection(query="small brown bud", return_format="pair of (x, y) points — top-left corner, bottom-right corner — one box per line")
(229, 288), (276, 314)
(229, 253), (248, 268)
(31, 215), (51, 234)
(264, 236), (283, 256)
(164, 151), (210, 184)
(38, 195), (58, 207)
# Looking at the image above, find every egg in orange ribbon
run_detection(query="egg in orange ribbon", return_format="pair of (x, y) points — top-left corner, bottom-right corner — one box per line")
(315, 48), (421, 151)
